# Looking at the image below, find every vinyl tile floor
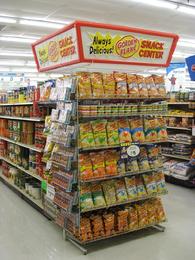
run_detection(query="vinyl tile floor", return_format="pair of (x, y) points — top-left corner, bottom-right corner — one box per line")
(1, 181), (195, 260)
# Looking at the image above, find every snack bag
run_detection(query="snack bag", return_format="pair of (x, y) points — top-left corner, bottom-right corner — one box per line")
(91, 183), (106, 207)
(136, 176), (147, 197)
(79, 123), (95, 148)
(106, 120), (119, 145)
(147, 145), (161, 169)
(118, 119), (132, 144)
(115, 179), (128, 202)
(136, 75), (148, 98)
(90, 152), (106, 178)
(145, 76), (158, 97)
(144, 118), (158, 142)
(105, 150), (119, 176)
(130, 118), (145, 143)
(153, 75), (166, 97)
(90, 215), (105, 238)
(156, 117), (168, 141)
(154, 172), (167, 193)
(154, 198), (166, 222)
(117, 209), (129, 232)
(114, 73), (128, 96)
(126, 157), (140, 172)
(125, 176), (138, 199)
(128, 206), (139, 230)
(79, 154), (94, 180)
(103, 73), (116, 97)
(136, 203), (148, 227)
(77, 72), (92, 98)
(127, 74), (139, 97)
(91, 72), (104, 97)
(91, 119), (108, 147)
(137, 147), (150, 171)
(103, 213), (115, 236)
(80, 217), (93, 241)
(117, 159), (126, 175)
(102, 181), (117, 205)
(143, 173), (157, 195)
(80, 185), (94, 211)
(145, 201), (157, 224)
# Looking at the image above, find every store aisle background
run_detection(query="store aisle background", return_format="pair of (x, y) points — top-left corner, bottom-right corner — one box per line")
(1, 181), (195, 260)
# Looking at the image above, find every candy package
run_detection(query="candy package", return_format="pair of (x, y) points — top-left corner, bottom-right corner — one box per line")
(77, 72), (92, 98)
(91, 120), (108, 147)
(103, 73), (116, 97)
(90, 152), (106, 178)
(125, 176), (138, 199)
(136, 176), (147, 197)
(128, 206), (139, 230)
(102, 181), (117, 205)
(91, 183), (106, 207)
(79, 123), (95, 148)
(114, 73), (128, 96)
(127, 74), (139, 97)
(91, 72), (104, 97)
(130, 118), (145, 143)
(79, 154), (94, 180)
(143, 173), (157, 195)
(80, 185), (94, 211)
(115, 179), (128, 202)
(137, 75), (148, 98)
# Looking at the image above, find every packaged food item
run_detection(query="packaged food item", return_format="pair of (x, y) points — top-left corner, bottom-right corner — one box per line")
(156, 117), (168, 141)
(91, 183), (106, 207)
(79, 123), (95, 148)
(90, 152), (106, 178)
(80, 185), (94, 211)
(136, 176), (147, 197)
(90, 215), (105, 238)
(105, 150), (118, 176)
(91, 120), (108, 147)
(106, 121), (119, 145)
(144, 118), (158, 142)
(102, 181), (117, 205)
(126, 157), (140, 172)
(91, 72), (104, 97)
(136, 75), (148, 98)
(145, 76), (158, 97)
(114, 73), (128, 96)
(118, 119), (132, 144)
(115, 179), (128, 202)
(117, 209), (129, 232)
(143, 173), (157, 195)
(127, 74), (139, 97)
(117, 159), (126, 175)
(103, 213), (115, 236)
(80, 217), (93, 241)
(136, 203), (148, 227)
(154, 172), (167, 193)
(154, 198), (166, 222)
(43, 137), (55, 160)
(125, 176), (138, 199)
(79, 154), (94, 180)
(130, 118), (145, 143)
(103, 73), (116, 97)
(153, 76), (166, 97)
(137, 147), (150, 171)
(145, 200), (157, 224)
(77, 72), (92, 98)
(128, 206), (139, 230)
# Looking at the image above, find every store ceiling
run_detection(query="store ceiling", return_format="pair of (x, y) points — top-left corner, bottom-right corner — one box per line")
(0, 0), (195, 74)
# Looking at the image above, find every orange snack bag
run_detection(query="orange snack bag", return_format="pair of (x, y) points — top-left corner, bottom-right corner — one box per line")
(79, 154), (94, 180)
(118, 119), (132, 144)
(127, 74), (139, 97)
(144, 118), (158, 142)
(145, 76), (158, 97)
(91, 72), (104, 97)
(136, 203), (148, 227)
(90, 152), (106, 178)
(128, 206), (139, 230)
(77, 72), (92, 98)
(154, 198), (166, 222)
(114, 73), (128, 96)
(117, 209), (129, 232)
(90, 215), (105, 238)
(137, 75), (148, 98)
(103, 213), (115, 236)
(146, 200), (157, 225)
(129, 118), (145, 143)
(103, 73), (116, 97)
(80, 217), (93, 241)
(79, 122), (95, 148)
(104, 150), (119, 176)
(153, 75), (166, 97)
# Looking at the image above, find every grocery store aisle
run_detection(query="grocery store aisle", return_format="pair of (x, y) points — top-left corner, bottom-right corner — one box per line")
(1, 181), (195, 260)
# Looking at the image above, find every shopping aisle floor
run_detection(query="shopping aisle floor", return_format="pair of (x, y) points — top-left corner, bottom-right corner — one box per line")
(1, 182), (195, 260)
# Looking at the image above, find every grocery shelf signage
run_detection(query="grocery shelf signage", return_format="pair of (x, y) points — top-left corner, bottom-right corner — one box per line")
(186, 55), (195, 81)
(32, 21), (178, 72)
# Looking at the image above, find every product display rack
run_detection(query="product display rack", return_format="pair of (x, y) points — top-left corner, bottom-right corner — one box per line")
(0, 115), (44, 121)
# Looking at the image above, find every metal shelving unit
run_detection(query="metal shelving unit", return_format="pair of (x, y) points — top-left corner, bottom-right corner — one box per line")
(0, 115), (44, 121)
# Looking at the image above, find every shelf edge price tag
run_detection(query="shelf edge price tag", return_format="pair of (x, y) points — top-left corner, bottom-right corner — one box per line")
(127, 144), (140, 157)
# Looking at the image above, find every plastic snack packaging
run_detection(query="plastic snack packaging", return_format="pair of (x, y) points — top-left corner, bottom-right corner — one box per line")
(114, 73), (128, 96)
(136, 203), (148, 227)
(143, 173), (157, 195)
(136, 75), (148, 98)
(90, 152), (106, 178)
(79, 154), (94, 180)
(106, 120), (119, 145)
(80, 184), (94, 211)
(103, 212), (115, 236)
(137, 147), (150, 171)
(91, 72), (104, 97)
(154, 198), (166, 222)
(126, 157), (140, 172)
(118, 119), (132, 144)
(115, 179), (128, 202)
(80, 217), (93, 241)
(156, 117), (168, 141)
(43, 137), (55, 160)
(91, 183), (106, 207)
(130, 118), (145, 143)
(90, 215), (105, 238)
(77, 72), (92, 98)
(117, 159), (126, 175)
(136, 176), (147, 197)
(102, 180), (117, 205)
(152, 75), (166, 97)
(154, 172), (167, 193)
(145, 76), (159, 97)
(125, 176), (138, 199)
(127, 74), (139, 98)
(79, 122), (95, 148)
(103, 73), (116, 97)
(105, 150), (119, 176)
(117, 209), (129, 232)
(91, 119), (108, 147)
(144, 118), (158, 142)
(128, 206), (139, 230)
(145, 200), (157, 224)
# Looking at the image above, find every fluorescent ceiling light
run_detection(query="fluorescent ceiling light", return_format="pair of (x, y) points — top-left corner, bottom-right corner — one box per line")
(177, 6), (195, 15)
(0, 60), (25, 66)
(12, 68), (38, 73)
(0, 52), (33, 57)
(0, 16), (17, 24)
(130, 0), (177, 9)
(0, 67), (10, 72)
(19, 19), (65, 29)
(0, 36), (35, 43)
(177, 41), (195, 48)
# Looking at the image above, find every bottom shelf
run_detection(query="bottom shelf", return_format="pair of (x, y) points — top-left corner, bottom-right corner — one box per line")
(165, 175), (195, 188)
(0, 173), (43, 209)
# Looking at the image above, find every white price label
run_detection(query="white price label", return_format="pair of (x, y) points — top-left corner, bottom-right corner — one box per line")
(46, 184), (55, 201)
(127, 145), (140, 157)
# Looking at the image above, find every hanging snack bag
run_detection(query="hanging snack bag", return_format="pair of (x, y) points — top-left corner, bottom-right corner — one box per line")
(145, 76), (159, 97)
(136, 203), (148, 227)
(153, 75), (166, 97)
(118, 119), (132, 144)
(114, 73), (128, 96)
(91, 119), (108, 147)
(144, 118), (158, 142)
(125, 176), (138, 200)
(127, 74), (139, 98)
(106, 120), (119, 145)
(154, 172), (167, 193)
(126, 157), (140, 172)
(90, 152), (106, 178)
(91, 72), (104, 97)
(143, 173), (157, 195)
(79, 154), (94, 180)
(154, 198), (166, 222)
(105, 150), (119, 176)
(130, 118), (145, 143)
(137, 75), (148, 98)
(102, 180), (117, 205)
(115, 179), (128, 202)
(137, 147), (150, 171)
(80, 184), (94, 211)
(156, 117), (168, 141)
(77, 72), (92, 98)
(128, 206), (139, 230)
(79, 122), (95, 148)
(91, 183), (106, 208)
(136, 176), (147, 197)
(103, 73), (116, 97)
